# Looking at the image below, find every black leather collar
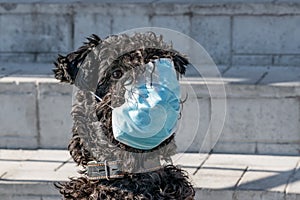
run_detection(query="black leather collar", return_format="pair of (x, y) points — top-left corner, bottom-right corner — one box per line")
(87, 160), (125, 180)
(87, 160), (163, 180)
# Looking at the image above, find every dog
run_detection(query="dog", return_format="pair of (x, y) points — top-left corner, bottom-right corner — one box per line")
(53, 32), (195, 200)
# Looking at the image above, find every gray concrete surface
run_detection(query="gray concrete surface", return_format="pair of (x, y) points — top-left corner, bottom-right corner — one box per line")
(0, 64), (299, 155)
(0, 1), (300, 66)
(0, 150), (299, 200)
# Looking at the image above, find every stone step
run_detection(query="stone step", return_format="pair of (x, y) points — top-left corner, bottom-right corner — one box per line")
(0, 150), (299, 200)
(182, 66), (300, 155)
(0, 63), (299, 155)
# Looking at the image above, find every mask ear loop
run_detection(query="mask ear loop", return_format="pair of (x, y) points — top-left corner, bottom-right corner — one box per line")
(149, 61), (156, 87)
(170, 89), (187, 145)
(89, 91), (115, 110)
(74, 77), (115, 109)
(178, 91), (188, 120)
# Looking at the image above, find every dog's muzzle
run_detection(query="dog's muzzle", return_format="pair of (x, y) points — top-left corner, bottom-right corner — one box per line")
(112, 58), (181, 150)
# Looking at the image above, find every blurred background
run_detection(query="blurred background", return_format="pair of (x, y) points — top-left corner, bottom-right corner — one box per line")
(0, 0), (299, 154)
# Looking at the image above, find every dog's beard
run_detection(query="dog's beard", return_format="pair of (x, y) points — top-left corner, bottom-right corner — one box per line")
(71, 88), (176, 173)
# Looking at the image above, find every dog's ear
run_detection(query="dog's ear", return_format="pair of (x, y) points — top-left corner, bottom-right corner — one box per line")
(173, 54), (189, 75)
(53, 34), (101, 84)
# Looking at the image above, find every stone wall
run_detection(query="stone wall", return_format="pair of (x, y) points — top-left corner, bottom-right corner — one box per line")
(0, 0), (300, 66)
(0, 77), (72, 149)
(1, 72), (299, 155)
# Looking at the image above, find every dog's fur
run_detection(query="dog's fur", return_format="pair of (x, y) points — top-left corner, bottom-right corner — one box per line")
(53, 32), (195, 200)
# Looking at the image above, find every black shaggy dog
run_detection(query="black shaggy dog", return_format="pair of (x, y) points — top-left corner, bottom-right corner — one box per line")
(53, 32), (195, 200)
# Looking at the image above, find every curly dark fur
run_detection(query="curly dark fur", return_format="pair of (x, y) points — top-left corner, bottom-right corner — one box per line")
(53, 34), (101, 84)
(53, 32), (195, 200)
(55, 165), (194, 200)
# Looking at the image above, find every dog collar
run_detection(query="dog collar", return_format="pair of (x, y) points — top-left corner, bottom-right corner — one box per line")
(87, 160), (124, 180)
(87, 160), (163, 180)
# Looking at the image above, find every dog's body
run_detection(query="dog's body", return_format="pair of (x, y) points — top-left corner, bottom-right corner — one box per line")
(53, 32), (195, 200)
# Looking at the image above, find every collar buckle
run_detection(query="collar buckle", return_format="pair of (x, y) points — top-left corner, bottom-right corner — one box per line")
(87, 160), (124, 180)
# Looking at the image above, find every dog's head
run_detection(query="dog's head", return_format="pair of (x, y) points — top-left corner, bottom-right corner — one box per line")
(54, 32), (189, 170)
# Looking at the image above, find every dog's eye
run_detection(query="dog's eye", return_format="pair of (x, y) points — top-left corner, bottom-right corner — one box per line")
(112, 69), (123, 79)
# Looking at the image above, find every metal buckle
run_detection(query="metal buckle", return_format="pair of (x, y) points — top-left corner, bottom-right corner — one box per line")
(87, 160), (123, 180)
(104, 160), (110, 180)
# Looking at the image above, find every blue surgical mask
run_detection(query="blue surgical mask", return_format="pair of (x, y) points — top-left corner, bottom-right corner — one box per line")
(111, 58), (181, 150)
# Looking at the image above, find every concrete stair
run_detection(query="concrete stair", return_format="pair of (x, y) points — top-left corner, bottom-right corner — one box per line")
(0, 150), (299, 200)
(0, 0), (300, 199)
(0, 63), (299, 156)
(0, 0), (299, 155)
